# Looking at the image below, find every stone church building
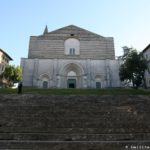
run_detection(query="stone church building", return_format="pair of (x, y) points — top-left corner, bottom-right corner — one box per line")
(21, 25), (121, 88)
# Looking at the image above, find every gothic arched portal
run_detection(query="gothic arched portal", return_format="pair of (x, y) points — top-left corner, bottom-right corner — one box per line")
(58, 63), (85, 88)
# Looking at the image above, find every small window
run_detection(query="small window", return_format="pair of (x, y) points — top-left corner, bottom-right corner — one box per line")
(72, 48), (75, 55)
(69, 48), (72, 55)
(69, 48), (75, 55)
(2, 65), (4, 71)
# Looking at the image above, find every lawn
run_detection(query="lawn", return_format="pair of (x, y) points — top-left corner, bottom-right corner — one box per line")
(0, 87), (150, 95)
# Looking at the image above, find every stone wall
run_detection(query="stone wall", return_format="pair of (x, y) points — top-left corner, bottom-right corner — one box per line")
(21, 58), (121, 88)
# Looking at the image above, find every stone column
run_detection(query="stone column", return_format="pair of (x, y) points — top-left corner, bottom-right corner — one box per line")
(33, 59), (39, 87)
(86, 59), (91, 88)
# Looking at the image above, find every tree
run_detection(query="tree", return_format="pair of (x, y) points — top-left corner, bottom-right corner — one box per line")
(14, 66), (22, 81)
(0, 65), (22, 87)
(119, 47), (148, 89)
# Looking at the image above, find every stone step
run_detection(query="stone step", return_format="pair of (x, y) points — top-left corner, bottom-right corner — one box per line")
(0, 127), (150, 134)
(1, 117), (148, 124)
(0, 95), (149, 149)
(2, 107), (147, 112)
(0, 115), (149, 127)
(0, 121), (149, 130)
(1, 107), (143, 113)
(0, 133), (150, 141)
(0, 140), (150, 150)
(1, 109), (149, 115)
(0, 109), (148, 119)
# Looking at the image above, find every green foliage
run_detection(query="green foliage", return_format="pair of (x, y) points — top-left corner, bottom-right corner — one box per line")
(14, 66), (22, 81)
(119, 47), (148, 89)
(0, 65), (22, 87)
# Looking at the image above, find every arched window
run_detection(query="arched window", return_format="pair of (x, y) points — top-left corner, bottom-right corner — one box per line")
(64, 38), (80, 55)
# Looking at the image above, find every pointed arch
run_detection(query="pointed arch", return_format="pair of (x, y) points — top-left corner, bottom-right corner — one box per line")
(58, 62), (85, 88)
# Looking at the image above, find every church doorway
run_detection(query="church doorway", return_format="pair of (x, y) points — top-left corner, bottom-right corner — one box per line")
(38, 74), (50, 88)
(67, 71), (77, 88)
(67, 79), (76, 88)
(96, 82), (101, 89)
(59, 63), (85, 88)
(43, 81), (48, 88)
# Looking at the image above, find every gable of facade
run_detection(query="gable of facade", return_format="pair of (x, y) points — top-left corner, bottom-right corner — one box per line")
(28, 25), (115, 60)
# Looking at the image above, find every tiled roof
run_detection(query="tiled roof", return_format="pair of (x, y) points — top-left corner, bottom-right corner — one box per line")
(0, 49), (13, 60)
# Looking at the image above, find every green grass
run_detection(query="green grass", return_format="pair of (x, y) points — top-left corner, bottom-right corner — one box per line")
(0, 87), (150, 95)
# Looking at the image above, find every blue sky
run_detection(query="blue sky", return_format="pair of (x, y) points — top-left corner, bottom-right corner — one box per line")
(0, 0), (150, 65)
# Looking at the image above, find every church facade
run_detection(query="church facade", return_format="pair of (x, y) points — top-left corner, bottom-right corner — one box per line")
(21, 25), (121, 88)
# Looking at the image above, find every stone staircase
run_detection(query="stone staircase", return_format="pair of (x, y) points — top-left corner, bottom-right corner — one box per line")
(0, 95), (150, 149)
